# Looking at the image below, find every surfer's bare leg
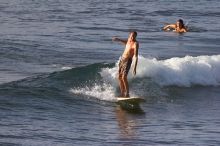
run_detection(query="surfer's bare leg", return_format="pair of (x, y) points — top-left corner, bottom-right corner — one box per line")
(118, 74), (125, 96)
(122, 75), (129, 97)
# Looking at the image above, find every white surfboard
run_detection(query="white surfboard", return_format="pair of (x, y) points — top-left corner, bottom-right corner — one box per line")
(117, 97), (145, 103)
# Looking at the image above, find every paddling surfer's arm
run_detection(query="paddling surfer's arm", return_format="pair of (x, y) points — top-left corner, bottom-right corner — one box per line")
(163, 24), (176, 31)
(112, 37), (127, 45)
(133, 42), (139, 76)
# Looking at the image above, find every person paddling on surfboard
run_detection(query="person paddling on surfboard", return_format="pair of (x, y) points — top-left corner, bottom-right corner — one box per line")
(112, 31), (139, 97)
(163, 19), (187, 33)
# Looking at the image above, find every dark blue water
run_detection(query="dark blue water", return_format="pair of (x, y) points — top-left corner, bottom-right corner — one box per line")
(0, 0), (220, 145)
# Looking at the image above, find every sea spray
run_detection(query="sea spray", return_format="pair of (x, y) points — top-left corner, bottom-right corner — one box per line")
(70, 83), (116, 101)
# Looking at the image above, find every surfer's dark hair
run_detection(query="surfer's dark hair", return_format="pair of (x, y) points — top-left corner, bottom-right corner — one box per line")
(130, 31), (137, 37)
(178, 19), (184, 24)
(178, 19), (185, 28)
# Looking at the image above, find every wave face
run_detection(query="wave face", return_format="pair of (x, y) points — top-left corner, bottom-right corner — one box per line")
(1, 55), (220, 101)
(71, 55), (220, 101)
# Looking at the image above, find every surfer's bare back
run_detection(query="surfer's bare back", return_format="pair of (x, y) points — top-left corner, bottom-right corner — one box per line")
(112, 31), (139, 97)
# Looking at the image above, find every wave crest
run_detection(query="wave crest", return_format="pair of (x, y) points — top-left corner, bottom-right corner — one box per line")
(101, 55), (220, 87)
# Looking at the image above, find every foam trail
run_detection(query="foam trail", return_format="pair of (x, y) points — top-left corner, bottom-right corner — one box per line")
(70, 83), (116, 101)
(101, 55), (220, 87)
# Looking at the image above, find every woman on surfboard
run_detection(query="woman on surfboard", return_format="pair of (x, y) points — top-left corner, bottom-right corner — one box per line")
(163, 19), (188, 33)
(112, 31), (139, 97)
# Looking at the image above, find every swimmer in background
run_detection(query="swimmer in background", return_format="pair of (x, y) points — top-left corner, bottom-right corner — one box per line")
(163, 19), (188, 33)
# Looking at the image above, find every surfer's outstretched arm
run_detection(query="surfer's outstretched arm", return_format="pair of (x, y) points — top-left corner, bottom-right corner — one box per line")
(112, 37), (127, 45)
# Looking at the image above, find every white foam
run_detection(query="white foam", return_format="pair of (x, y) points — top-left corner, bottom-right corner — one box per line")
(101, 55), (220, 87)
(70, 83), (116, 101)
(61, 66), (72, 70)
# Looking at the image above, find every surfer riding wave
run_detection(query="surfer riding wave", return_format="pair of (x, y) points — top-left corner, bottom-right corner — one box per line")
(112, 31), (139, 97)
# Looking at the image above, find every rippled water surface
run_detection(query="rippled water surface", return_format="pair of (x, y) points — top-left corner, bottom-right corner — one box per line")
(0, 0), (220, 145)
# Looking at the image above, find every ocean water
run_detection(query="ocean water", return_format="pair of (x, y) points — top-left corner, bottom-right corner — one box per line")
(0, 0), (220, 145)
